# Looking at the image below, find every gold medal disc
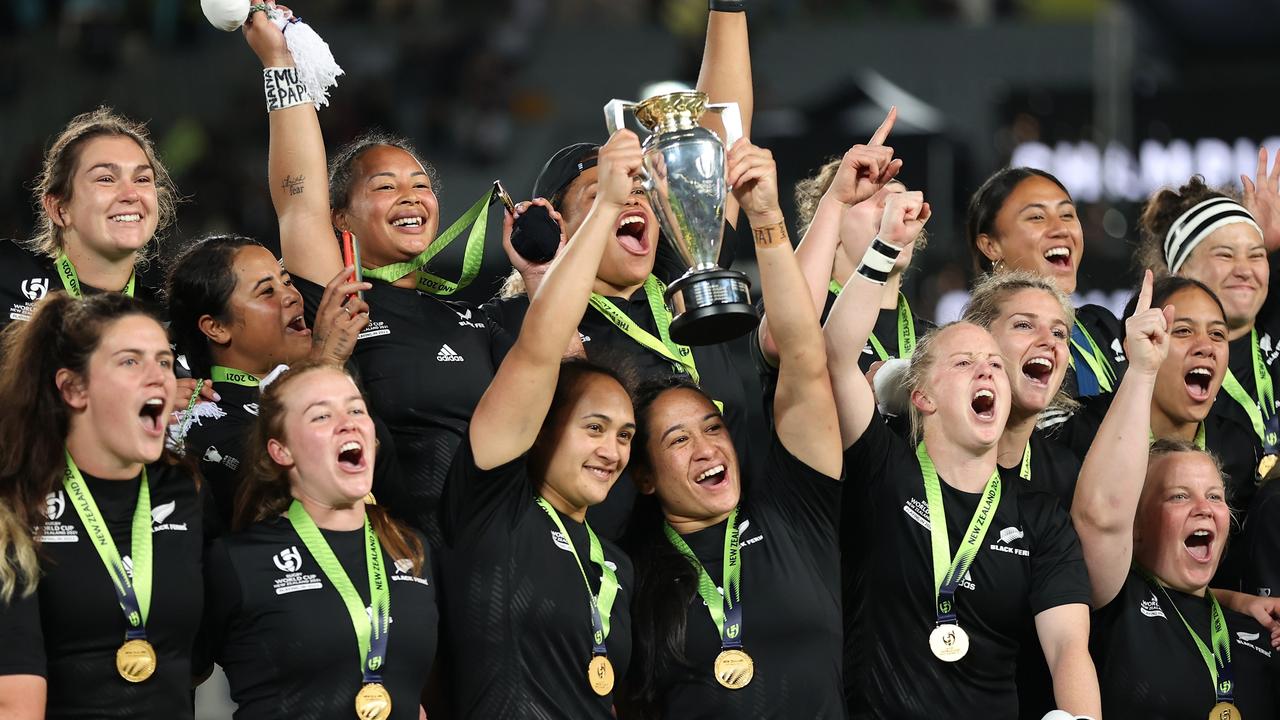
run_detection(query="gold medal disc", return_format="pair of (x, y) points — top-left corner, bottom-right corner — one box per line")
(1258, 454), (1277, 479)
(587, 655), (615, 696)
(1209, 701), (1241, 720)
(928, 624), (970, 663)
(115, 638), (157, 682)
(354, 682), (393, 720)
(713, 648), (755, 689)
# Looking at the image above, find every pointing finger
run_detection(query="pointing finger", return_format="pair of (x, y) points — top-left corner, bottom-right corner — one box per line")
(869, 106), (898, 147)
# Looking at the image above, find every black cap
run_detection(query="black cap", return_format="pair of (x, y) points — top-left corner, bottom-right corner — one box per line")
(532, 142), (600, 201)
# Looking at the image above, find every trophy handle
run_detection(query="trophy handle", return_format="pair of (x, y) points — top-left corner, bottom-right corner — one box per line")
(604, 99), (637, 137)
(706, 102), (743, 148)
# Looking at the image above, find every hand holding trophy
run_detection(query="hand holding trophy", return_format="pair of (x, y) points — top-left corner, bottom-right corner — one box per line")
(604, 92), (760, 346)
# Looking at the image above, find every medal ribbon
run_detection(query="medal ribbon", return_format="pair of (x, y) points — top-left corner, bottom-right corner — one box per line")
(63, 451), (151, 640)
(55, 253), (136, 298)
(211, 366), (260, 387)
(589, 275), (700, 384)
(917, 443), (1001, 625)
(663, 507), (743, 650)
(1068, 320), (1115, 395)
(829, 284), (917, 361)
(287, 501), (390, 682)
(534, 498), (619, 655)
(1019, 442), (1032, 482)
(1141, 571), (1235, 705)
(1220, 329), (1279, 454)
(361, 186), (495, 295)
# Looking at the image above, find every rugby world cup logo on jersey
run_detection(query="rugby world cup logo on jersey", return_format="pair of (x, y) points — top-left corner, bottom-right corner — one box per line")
(358, 320), (391, 340)
(1139, 592), (1166, 619)
(272, 545), (323, 595)
(36, 491), (78, 543)
(21, 278), (48, 301)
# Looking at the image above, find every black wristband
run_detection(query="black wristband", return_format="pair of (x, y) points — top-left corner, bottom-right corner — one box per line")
(709, 0), (746, 12)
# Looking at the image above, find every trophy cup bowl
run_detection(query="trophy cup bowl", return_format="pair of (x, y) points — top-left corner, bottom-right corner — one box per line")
(605, 91), (759, 346)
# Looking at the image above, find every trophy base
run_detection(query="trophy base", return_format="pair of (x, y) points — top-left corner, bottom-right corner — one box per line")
(665, 269), (760, 346)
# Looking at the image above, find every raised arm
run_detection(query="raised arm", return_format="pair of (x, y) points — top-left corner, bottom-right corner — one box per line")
(1034, 604), (1101, 718)
(1072, 270), (1171, 608)
(824, 192), (928, 447)
(1242, 146), (1280, 254)
(728, 139), (841, 479)
(468, 131), (643, 470)
(243, 8), (341, 285)
(758, 109), (902, 364)
(695, 5), (751, 226)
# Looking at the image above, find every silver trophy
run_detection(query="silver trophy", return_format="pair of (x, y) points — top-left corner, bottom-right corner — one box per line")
(605, 91), (759, 346)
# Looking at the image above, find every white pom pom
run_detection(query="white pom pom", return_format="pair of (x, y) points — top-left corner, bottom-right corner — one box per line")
(201, 0), (250, 32)
(873, 357), (912, 417)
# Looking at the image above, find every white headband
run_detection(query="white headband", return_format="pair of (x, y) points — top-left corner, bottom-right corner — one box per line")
(1163, 196), (1263, 274)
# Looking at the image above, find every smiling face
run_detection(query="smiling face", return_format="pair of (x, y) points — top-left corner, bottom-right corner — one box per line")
(985, 289), (1071, 415)
(1177, 223), (1269, 334)
(533, 372), (636, 514)
(269, 369), (377, 508)
(558, 166), (660, 294)
(913, 323), (1011, 452)
(333, 145), (440, 269)
(979, 176), (1083, 294)
(206, 245), (311, 374)
(1134, 451), (1230, 594)
(639, 387), (741, 525)
(48, 135), (159, 262)
(1152, 287), (1229, 427)
(63, 314), (176, 469)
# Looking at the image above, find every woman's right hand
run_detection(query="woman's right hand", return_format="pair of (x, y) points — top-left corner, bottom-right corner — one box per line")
(310, 265), (371, 366)
(593, 130), (645, 210)
(242, 1), (292, 67)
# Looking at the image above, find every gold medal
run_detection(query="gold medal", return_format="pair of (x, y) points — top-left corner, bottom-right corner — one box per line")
(928, 624), (970, 663)
(354, 682), (393, 720)
(115, 638), (157, 682)
(587, 655), (614, 696)
(1258, 454), (1277, 479)
(713, 648), (754, 689)
(1209, 701), (1241, 720)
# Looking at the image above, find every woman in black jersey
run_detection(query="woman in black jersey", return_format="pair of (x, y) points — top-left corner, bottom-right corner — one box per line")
(1136, 176), (1280, 488)
(0, 108), (178, 332)
(481, 4), (757, 539)
(1055, 277), (1260, 578)
(165, 231), (393, 526)
(1072, 293), (1280, 717)
(0, 293), (203, 719)
(967, 167), (1126, 400)
(440, 129), (642, 719)
(203, 361), (437, 720)
(961, 272), (1081, 507)
(621, 138), (844, 718)
(829, 191), (1100, 719)
(241, 10), (518, 547)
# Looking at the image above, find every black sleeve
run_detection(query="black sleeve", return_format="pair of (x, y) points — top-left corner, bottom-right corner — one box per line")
(440, 434), (530, 547)
(479, 297), (527, 368)
(1024, 491), (1092, 614)
(841, 408), (910, 492)
(201, 539), (243, 668)
(1244, 482), (1280, 597)
(752, 433), (841, 539)
(0, 586), (44, 677)
(371, 415), (411, 522)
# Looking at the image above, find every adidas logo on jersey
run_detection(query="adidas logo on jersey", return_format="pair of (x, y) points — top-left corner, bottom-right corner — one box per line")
(959, 571), (976, 591)
(437, 344), (464, 362)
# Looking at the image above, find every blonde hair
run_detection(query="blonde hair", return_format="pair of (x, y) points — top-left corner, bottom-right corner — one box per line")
(901, 322), (960, 444)
(28, 107), (178, 262)
(962, 271), (1080, 416)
